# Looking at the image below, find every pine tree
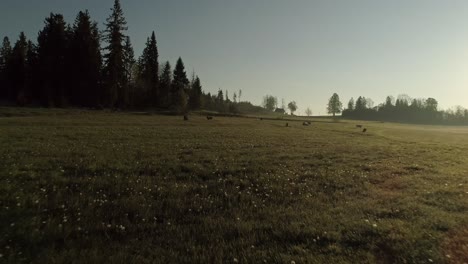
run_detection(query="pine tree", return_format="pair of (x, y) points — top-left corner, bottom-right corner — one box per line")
(123, 36), (135, 84)
(355, 96), (367, 111)
(159, 61), (172, 108)
(122, 36), (135, 107)
(138, 31), (159, 106)
(217, 89), (223, 101)
(189, 76), (202, 110)
(69, 10), (102, 107)
(0, 37), (12, 100)
(347, 97), (355, 110)
(103, 0), (128, 108)
(171, 57), (189, 109)
(9, 32), (28, 103)
(37, 13), (70, 106)
(25, 40), (39, 104)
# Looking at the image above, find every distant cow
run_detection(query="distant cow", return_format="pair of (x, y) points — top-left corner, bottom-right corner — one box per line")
(286, 123), (289, 127)
(356, 125), (362, 128)
(183, 115), (189, 121)
(206, 116), (213, 120)
(303, 122), (310, 126)
(362, 128), (367, 133)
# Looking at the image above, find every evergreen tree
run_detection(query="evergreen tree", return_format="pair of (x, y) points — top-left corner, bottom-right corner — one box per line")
(69, 10), (102, 107)
(9, 32), (29, 103)
(138, 31), (159, 106)
(103, 0), (128, 108)
(355, 96), (367, 111)
(347, 97), (355, 110)
(25, 40), (39, 104)
(37, 13), (70, 106)
(171, 57), (189, 109)
(0, 37), (12, 100)
(216, 89), (225, 112)
(327, 93), (342, 116)
(385, 96), (394, 108)
(123, 36), (135, 84)
(159, 61), (172, 108)
(122, 36), (135, 107)
(189, 76), (202, 110)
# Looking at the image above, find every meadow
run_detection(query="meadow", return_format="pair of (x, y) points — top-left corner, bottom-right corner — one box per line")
(0, 108), (467, 263)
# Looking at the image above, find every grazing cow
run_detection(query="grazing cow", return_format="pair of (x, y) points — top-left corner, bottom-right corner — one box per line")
(303, 122), (310, 126)
(356, 125), (362, 128)
(183, 115), (189, 121)
(362, 128), (367, 133)
(206, 116), (213, 120)
(286, 123), (289, 127)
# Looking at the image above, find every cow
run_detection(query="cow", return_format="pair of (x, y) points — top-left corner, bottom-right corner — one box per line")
(206, 116), (213, 120)
(362, 128), (367, 133)
(183, 115), (189, 121)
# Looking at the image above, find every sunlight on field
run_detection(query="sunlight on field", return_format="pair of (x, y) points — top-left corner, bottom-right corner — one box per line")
(0, 109), (467, 263)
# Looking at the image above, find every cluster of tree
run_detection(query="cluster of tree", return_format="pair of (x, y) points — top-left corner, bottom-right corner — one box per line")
(0, 0), (250, 114)
(342, 94), (468, 125)
(201, 89), (259, 114)
(262, 95), (300, 115)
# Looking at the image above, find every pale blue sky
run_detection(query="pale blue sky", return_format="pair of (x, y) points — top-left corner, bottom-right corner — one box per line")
(1, 0), (468, 114)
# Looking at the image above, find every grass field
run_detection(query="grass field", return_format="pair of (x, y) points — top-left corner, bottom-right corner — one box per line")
(0, 108), (467, 263)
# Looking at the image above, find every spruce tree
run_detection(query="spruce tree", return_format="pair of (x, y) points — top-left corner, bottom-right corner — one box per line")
(103, 0), (128, 108)
(9, 32), (28, 103)
(0, 37), (12, 100)
(37, 13), (70, 106)
(123, 36), (135, 84)
(69, 10), (102, 107)
(189, 76), (202, 110)
(159, 61), (172, 108)
(171, 57), (189, 109)
(25, 40), (39, 104)
(139, 31), (159, 106)
(347, 97), (355, 110)
(122, 36), (135, 107)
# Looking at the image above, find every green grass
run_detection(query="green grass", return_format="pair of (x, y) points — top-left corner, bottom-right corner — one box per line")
(0, 108), (467, 263)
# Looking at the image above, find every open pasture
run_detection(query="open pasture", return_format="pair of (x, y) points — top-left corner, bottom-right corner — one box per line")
(0, 109), (467, 263)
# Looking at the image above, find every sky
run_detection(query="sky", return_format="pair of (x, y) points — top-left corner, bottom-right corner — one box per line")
(1, 0), (468, 115)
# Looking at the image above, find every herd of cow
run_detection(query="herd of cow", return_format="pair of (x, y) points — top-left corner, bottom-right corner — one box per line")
(182, 115), (368, 133)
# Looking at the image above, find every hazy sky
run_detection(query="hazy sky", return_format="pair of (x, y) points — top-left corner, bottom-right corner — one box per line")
(1, 0), (468, 115)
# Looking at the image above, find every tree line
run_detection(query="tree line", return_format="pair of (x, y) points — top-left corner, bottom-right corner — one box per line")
(327, 93), (468, 125)
(0, 0), (256, 113)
